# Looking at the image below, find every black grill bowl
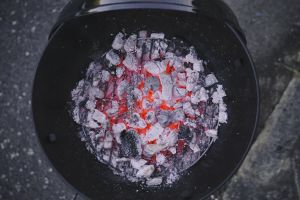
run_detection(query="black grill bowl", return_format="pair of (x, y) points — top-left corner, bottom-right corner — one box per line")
(32, 1), (259, 200)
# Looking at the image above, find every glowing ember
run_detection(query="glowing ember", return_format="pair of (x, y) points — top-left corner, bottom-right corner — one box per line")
(71, 31), (227, 186)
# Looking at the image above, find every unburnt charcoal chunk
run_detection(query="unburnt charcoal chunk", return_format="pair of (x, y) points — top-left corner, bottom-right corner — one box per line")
(120, 130), (142, 158)
(178, 126), (193, 142)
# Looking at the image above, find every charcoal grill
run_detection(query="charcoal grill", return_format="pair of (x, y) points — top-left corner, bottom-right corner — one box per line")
(32, 0), (259, 199)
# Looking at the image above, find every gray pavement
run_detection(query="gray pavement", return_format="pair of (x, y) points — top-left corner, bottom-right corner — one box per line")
(0, 0), (299, 199)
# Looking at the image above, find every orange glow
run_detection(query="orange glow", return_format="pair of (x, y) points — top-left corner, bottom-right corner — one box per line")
(160, 100), (175, 111)
(165, 62), (174, 74)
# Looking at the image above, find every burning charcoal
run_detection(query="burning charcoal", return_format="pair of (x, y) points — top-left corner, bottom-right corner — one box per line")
(96, 142), (104, 152)
(136, 165), (155, 178)
(177, 72), (186, 80)
(145, 76), (160, 92)
(159, 73), (173, 100)
(172, 57), (185, 72)
(183, 102), (195, 116)
(111, 155), (117, 168)
(106, 50), (121, 66)
(112, 32), (124, 50)
(116, 67), (124, 78)
(173, 87), (187, 98)
(219, 101), (227, 112)
(145, 111), (156, 124)
(160, 40), (168, 51)
(92, 110), (107, 124)
(88, 87), (104, 100)
(186, 80), (195, 92)
(85, 100), (96, 110)
(141, 99), (151, 109)
(102, 154), (110, 162)
(184, 46), (198, 64)
(104, 141), (112, 149)
(156, 153), (166, 165)
(123, 53), (139, 71)
(212, 85), (226, 104)
(150, 33), (165, 39)
(136, 47), (143, 60)
(71, 30), (228, 185)
(178, 126), (193, 142)
(112, 123), (126, 144)
(146, 177), (163, 186)
(193, 60), (204, 72)
(101, 70), (110, 82)
(151, 40), (161, 59)
(165, 52), (174, 59)
(205, 129), (218, 140)
(132, 88), (143, 100)
(205, 74), (218, 87)
(218, 111), (228, 123)
(139, 30), (147, 39)
(166, 170), (179, 184)
(86, 62), (102, 82)
(85, 112), (99, 129)
(128, 113), (147, 129)
(157, 128), (178, 147)
(169, 147), (176, 154)
(156, 111), (171, 127)
(191, 87), (208, 104)
(173, 102), (183, 109)
(171, 109), (185, 121)
(116, 80), (128, 98)
(144, 144), (167, 156)
(107, 101), (119, 116)
(71, 80), (85, 103)
(116, 157), (130, 162)
(105, 82), (115, 98)
(120, 130), (142, 158)
(124, 34), (137, 52)
(144, 60), (167, 75)
(189, 143), (200, 153)
(142, 39), (152, 61)
(130, 159), (147, 170)
(145, 123), (164, 141)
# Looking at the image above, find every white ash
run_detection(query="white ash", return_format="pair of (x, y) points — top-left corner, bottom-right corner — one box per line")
(71, 31), (228, 187)
(144, 144), (167, 156)
(145, 123), (164, 141)
(123, 53), (139, 71)
(116, 80), (128, 98)
(131, 159), (147, 170)
(191, 87), (208, 104)
(159, 74), (173, 101)
(136, 165), (155, 178)
(101, 70), (110, 82)
(156, 153), (166, 165)
(112, 32), (124, 50)
(150, 33), (165, 39)
(169, 147), (176, 154)
(205, 74), (218, 87)
(144, 60), (166, 75)
(189, 143), (200, 153)
(116, 67), (124, 78)
(146, 177), (163, 186)
(105, 50), (120, 66)
(124, 34), (137, 52)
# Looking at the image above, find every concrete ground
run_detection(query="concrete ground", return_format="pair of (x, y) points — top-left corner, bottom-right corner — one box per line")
(0, 0), (299, 199)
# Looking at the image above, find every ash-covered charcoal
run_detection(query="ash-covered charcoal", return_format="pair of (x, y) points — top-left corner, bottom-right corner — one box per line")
(71, 31), (227, 186)
(120, 130), (142, 158)
(178, 125), (193, 142)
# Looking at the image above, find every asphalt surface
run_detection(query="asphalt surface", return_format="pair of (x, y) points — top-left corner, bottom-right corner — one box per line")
(0, 0), (299, 200)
